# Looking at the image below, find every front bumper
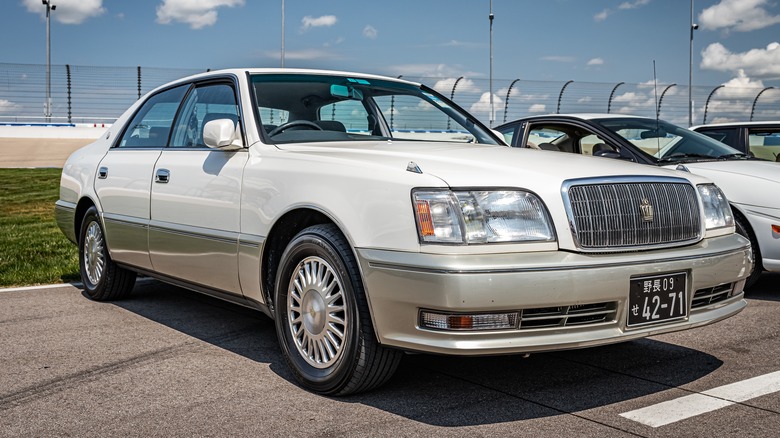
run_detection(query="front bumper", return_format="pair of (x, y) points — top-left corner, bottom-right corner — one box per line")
(357, 234), (751, 355)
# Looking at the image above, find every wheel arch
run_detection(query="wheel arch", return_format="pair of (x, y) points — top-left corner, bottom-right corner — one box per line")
(261, 207), (359, 315)
(74, 197), (98, 244)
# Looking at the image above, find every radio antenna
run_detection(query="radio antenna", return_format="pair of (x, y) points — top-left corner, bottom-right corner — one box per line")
(653, 60), (661, 152)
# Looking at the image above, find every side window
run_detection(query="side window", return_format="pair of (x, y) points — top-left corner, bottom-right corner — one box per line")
(528, 127), (566, 151)
(373, 95), (476, 143)
(170, 83), (239, 148)
(496, 125), (516, 146)
(320, 100), (368, 134)
(698, 128), (739, 150)
(117, 85), (188, 148)
(748, 128), (780, 161)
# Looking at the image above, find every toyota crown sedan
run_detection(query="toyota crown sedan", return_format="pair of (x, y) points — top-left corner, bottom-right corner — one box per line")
(56, 70), (750, 395)
(497, 114), (778, 288)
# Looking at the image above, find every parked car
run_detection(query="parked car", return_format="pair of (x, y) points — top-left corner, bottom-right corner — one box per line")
(691, 121), (780, 162)
(56, 71), (750, 395)
(496, 114), (779, 287)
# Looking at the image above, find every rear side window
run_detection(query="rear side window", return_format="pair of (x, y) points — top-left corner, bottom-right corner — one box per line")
(117, 85), (189, 148)
(696, 128), (740, 151)
(748, 128), (780, 161)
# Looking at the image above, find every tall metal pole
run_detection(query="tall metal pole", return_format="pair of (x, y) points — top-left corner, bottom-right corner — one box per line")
(281, 0), (285, 67)
(688, 0), (697, 127)
(44, 1), (55, 122)
(489, 0), (494, 127)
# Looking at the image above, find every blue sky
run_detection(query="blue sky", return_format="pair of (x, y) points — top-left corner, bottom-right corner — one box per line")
(3, 0), (780, 89)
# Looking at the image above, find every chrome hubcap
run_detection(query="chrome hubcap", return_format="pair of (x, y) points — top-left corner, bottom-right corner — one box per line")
(83, 221), (105, 286)
(287, 256), (348, 369)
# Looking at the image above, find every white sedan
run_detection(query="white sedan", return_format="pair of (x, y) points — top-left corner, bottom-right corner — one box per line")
(56, 70), (750, 395)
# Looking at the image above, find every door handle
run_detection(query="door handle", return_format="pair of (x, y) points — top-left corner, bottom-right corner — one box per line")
(98, 166), (108, 179)
(155, 168), (170, 183)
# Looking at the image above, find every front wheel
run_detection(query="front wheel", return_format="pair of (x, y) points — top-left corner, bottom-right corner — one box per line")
(78, 206), (136, 301)
(274, 224), (402, 395)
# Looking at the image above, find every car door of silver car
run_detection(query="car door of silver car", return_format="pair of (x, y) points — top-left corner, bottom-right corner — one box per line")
(95, 84), (189, 270)
(148, 81), (247, 294)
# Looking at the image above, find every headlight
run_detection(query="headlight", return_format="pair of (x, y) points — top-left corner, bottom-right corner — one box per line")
(413, 189), (555, 244)
(697, 184), (733, 230)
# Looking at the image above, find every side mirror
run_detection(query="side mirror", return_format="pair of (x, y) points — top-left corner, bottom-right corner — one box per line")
(203, 119), (243, 151)
(594, 150), (622, 159)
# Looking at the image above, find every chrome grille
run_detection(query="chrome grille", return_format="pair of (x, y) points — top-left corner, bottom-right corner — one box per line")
(566, 180), (701, 250)
(519, 302), (618, 329)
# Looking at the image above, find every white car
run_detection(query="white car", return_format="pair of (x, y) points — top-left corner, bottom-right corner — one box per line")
(56, 70), (750, 395)
(497, 114), (779, 288)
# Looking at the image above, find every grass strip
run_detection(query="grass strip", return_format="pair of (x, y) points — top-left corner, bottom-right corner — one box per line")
(0, 168), (80, 287)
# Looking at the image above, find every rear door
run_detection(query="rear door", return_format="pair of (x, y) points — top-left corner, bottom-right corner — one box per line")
(95, 84), (189, 270)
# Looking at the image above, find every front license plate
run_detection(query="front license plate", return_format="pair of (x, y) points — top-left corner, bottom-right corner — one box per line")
(627, 272), (688, 327)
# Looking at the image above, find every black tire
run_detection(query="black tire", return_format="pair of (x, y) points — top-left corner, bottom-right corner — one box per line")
(734, 213), (762, 290)
(274, 224), (402, 395)
(78, 206), (136, 301)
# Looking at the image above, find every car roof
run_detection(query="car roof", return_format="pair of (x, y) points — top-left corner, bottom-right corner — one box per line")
(690, 121), (780, 130)
(162, 68), (422, 88)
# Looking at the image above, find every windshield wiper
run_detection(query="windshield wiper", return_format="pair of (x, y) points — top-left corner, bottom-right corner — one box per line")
(717, 153), (749, 160)
(658, 153), (715, 163)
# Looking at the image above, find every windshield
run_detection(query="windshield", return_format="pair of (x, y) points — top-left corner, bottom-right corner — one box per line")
(591, 117), (747, 163)
(250, 74), (499, 145)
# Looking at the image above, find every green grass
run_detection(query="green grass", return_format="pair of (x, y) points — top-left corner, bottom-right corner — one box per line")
(0, 168), (80, 287)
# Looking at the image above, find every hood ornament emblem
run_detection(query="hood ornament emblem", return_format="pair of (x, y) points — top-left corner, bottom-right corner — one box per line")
(640, 198), (654, 222)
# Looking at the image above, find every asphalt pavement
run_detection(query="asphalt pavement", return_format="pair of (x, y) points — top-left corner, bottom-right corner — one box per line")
(1, 274), (778, 437)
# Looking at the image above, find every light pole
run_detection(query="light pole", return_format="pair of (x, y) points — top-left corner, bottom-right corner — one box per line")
(43, 0), (56, 122)
(688, 0), (698, 127)
(489, 0), (494, 127)
(281, 0), (285, 67)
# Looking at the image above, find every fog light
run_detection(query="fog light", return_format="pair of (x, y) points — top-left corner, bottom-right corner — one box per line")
(420, 311), (518, 331)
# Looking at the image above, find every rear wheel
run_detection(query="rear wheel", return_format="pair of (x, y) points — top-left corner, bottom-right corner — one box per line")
(79, 206), (136, 301)
(734, 213), (762, 290)
(274, 224), (402, 395)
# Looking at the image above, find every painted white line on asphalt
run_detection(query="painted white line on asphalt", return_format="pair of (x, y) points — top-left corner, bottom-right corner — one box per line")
(620, 371), (780, 427)
(0, 283), (80, 293)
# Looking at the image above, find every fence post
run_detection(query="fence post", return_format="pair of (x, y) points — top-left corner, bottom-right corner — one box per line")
(137, 66), (142, 100)
(702, 85), (724, 124)
(750, 87), (775, 121)
(557, 80), (573, 114)
(66, 64), (72, 124)
(503, 79), (520, 123)
(657, 84), (676, 118)
(607, 82), (624, 113)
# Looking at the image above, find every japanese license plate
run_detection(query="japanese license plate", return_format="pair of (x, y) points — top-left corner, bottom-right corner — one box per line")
(627, 272), (688, 327)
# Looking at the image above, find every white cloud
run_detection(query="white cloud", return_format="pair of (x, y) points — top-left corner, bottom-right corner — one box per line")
(578, 96), (593, 104)
(528, 104), (547, 113)
(586, 58), (604, 66)
(23, 0), (105, 25)
(384, 64), (478, 79)
(619, 0), (650, 10)
(0, 99), (20, 113)
(469, 92), (504, 118)
(699, 0), (780, 32)
(432, 77), (480, 96)
(700, 42), (780, 78)
(363, 25), (378, 39)
(301, 15), (337, 31)
(156, 0), (244, 29)
(594, 9), (610, 21)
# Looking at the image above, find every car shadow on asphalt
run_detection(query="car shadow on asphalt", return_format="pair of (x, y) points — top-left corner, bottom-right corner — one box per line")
(109, 279), (725, 427)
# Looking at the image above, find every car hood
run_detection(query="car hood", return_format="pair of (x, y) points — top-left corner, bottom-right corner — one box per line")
(665, 160), (780, 208)
(278, 140), (706, 188)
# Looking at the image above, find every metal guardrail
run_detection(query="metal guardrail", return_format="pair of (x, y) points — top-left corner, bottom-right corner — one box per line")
(1, 62), (778, 128)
